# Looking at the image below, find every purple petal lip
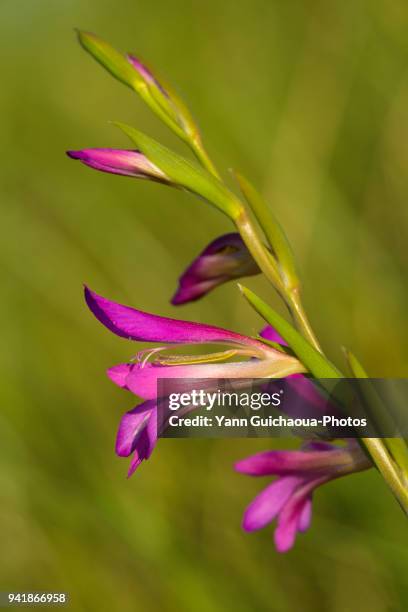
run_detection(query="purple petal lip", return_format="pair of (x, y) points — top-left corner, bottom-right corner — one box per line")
(84, 286), (271, 353)
(172, 233), (259, 305)
(115, 400), (158, 476)
(115, 401), (156, 457)
(297, 497), (312, 533)
(242, 475), (303, 532)
(273, 476), (327, 553)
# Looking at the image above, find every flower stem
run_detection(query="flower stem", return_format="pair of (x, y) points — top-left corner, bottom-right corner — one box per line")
(234, 208), (285, 296)
(235, 207), (322, 352)
(362, 437), (408, 514)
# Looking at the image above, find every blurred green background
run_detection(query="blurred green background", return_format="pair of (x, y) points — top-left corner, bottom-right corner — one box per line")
(1, 1), (408, 610)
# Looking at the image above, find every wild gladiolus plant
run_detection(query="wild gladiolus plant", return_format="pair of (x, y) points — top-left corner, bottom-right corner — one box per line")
(67, 31), (408, 552)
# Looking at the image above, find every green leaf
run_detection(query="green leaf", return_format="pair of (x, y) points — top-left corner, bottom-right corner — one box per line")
(240, 285), (342, 378)
(77, 31), (143, 90)
(114, 122), (242, 219)
(235, 172), (299, 290)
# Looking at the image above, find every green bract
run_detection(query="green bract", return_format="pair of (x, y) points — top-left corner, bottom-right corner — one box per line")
(115, 122), (242, 219)
(239, 285), (342, 379)
(77, 30), (142, 89)
(77, 31), (213, 168)
(235, 172), (299, 291)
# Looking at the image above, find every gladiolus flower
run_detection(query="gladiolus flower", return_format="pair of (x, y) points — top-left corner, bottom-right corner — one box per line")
(84, 286), (305, 475)
(172, 233), (260, 305)
(85, 286), (304, 398)
(66, 148), (169, 182)
(235, 440), (371, 552)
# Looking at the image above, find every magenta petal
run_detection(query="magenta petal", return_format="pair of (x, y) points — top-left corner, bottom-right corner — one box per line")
(297, 497), (312, 533)
(128, 453), (143, 476)
(235, 447), (340, 477)
(171, 278), (226, 305)
(85, 286), (266, 350)
(108, 364), (130, 388)
(126, 410), (158, 477)
(242, 476), (303, 532)
(274, 476), (327, 552)
(115, 401), (157, 457)
(273, 509), (300, 553)
(260, 325), (286, 345)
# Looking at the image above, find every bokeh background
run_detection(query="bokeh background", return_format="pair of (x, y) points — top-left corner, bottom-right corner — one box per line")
(1, 1), (408, 610)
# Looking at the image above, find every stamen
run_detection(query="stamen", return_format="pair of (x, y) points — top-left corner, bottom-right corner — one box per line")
(131, 347), (168, 367)
(156, 348), (254, 366)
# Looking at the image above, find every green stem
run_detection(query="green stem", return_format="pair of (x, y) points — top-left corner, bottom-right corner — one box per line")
(234, 208), (285, 296)
(362, 437), (408, 514)
(385, 438), (408, 477)
(235, 207), (322, 354)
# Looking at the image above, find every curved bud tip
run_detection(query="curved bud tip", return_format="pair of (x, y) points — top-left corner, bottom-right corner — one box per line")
(172, 233), (259, 305)
(66, 148), (168, 181)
